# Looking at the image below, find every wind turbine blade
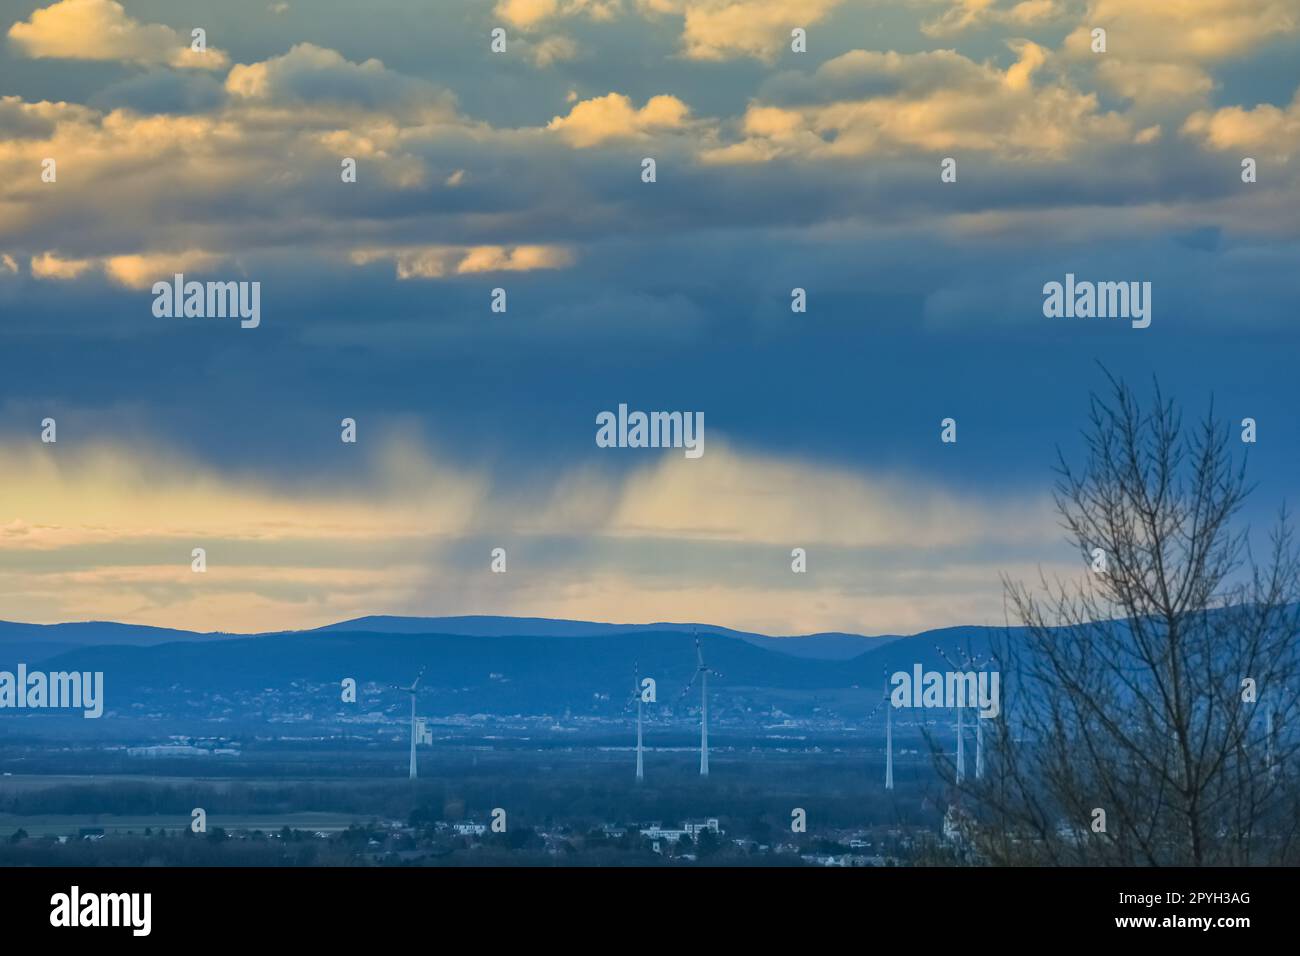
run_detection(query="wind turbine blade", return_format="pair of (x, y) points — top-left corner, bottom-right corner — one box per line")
(627, 669), (641, 709)
(934, 644), (962, 670)
(679, 672), (700, 699)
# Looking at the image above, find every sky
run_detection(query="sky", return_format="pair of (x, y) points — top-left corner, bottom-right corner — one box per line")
(0, 0), (1297, 635)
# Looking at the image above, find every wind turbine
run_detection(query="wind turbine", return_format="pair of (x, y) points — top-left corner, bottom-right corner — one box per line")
(866, 672), (893, 790)
(390, 666), (425, 780)
(935, 644), (987, 783)
(956, 694), (966, 783)
(884, 676), (894, 791)
(630, 661), (645, 782)
(681, 631), (721, 776)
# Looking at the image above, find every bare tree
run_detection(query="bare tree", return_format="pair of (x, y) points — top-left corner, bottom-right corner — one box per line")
(953, 374), (1300, 865)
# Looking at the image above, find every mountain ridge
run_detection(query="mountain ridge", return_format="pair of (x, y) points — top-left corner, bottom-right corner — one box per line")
(0, 614), (914, 662)
(1, 621), (1012, 727)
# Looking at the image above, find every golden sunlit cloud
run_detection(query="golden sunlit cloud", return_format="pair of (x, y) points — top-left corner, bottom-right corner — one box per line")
(29, 249), (224, 289)
(702, 44), (1135, 164)
(645, 0), (844, 62)
(8, 0), (231, 70)
(496, 0), (623, 30)
(1063, 0), (1298, 63)
(1183, 89), (1300, 158)
(349, 244), (577, 279)
(547, 92), (693, 147)
(0, 437), (485, 551)
(30, 250), (95, 280)
(921, 0), (1064, 37)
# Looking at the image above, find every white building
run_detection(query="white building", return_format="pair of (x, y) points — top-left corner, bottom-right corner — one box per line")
(640, 818), (723, 843)
(684, 818), (721, 837)
(126, 745), (209, 757)
(639, 825), (687, 842)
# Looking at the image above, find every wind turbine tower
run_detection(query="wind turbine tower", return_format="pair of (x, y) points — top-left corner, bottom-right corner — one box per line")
(885, 681), (894, 791)
(956, 699), (966, 783)
(633, 662), (645, 782)
(867, 672), (894, 791)
(390, 666), (425, 780)
(682, 631), (721, 776)
(936, 644), (985, 783)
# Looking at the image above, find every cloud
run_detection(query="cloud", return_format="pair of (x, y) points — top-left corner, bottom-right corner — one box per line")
(0, 434), (1060, 633)
(29, 249), (222, 288)
(1046, 2), (1298, 123)
(30, 250), (95, 280)
(103, 250), (223, 289)
(496, 0), (562, 29)
(0, 95), (89, 138)
(547, 91), (692, 146)
(0, 434), (485, 630)
(350, 244), (576, 279)
(8, 0), (230, 70)
(1062, 0), (1298, 62)
(0, 436), (483, 552)
(522, 34), (579, 66)
(225, 43), (455, 116)
(0, 32), (1288, 342)
(703, 43), (1134, 162)
(494, 0), (623, 30)
(642, 0), (845, 62)
(494, 0), (844, 63)
(1093, 59), (1215, 110)
(90, 69), (227, 115)
(562, 442), (1057, 548)
(1183, 88), (1300, 159)
(0, 47), (475, 259)
(920, 0), (1065, 37)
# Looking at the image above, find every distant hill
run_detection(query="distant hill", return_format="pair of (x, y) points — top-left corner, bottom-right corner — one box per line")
(0, 621), (217, 645)
(310, 615), (898, 660)
(13, 620), (1011, 724)
(0, 620), (224, 666)
(0, 614), (1021, 731)
(0, 615), (902, 662)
